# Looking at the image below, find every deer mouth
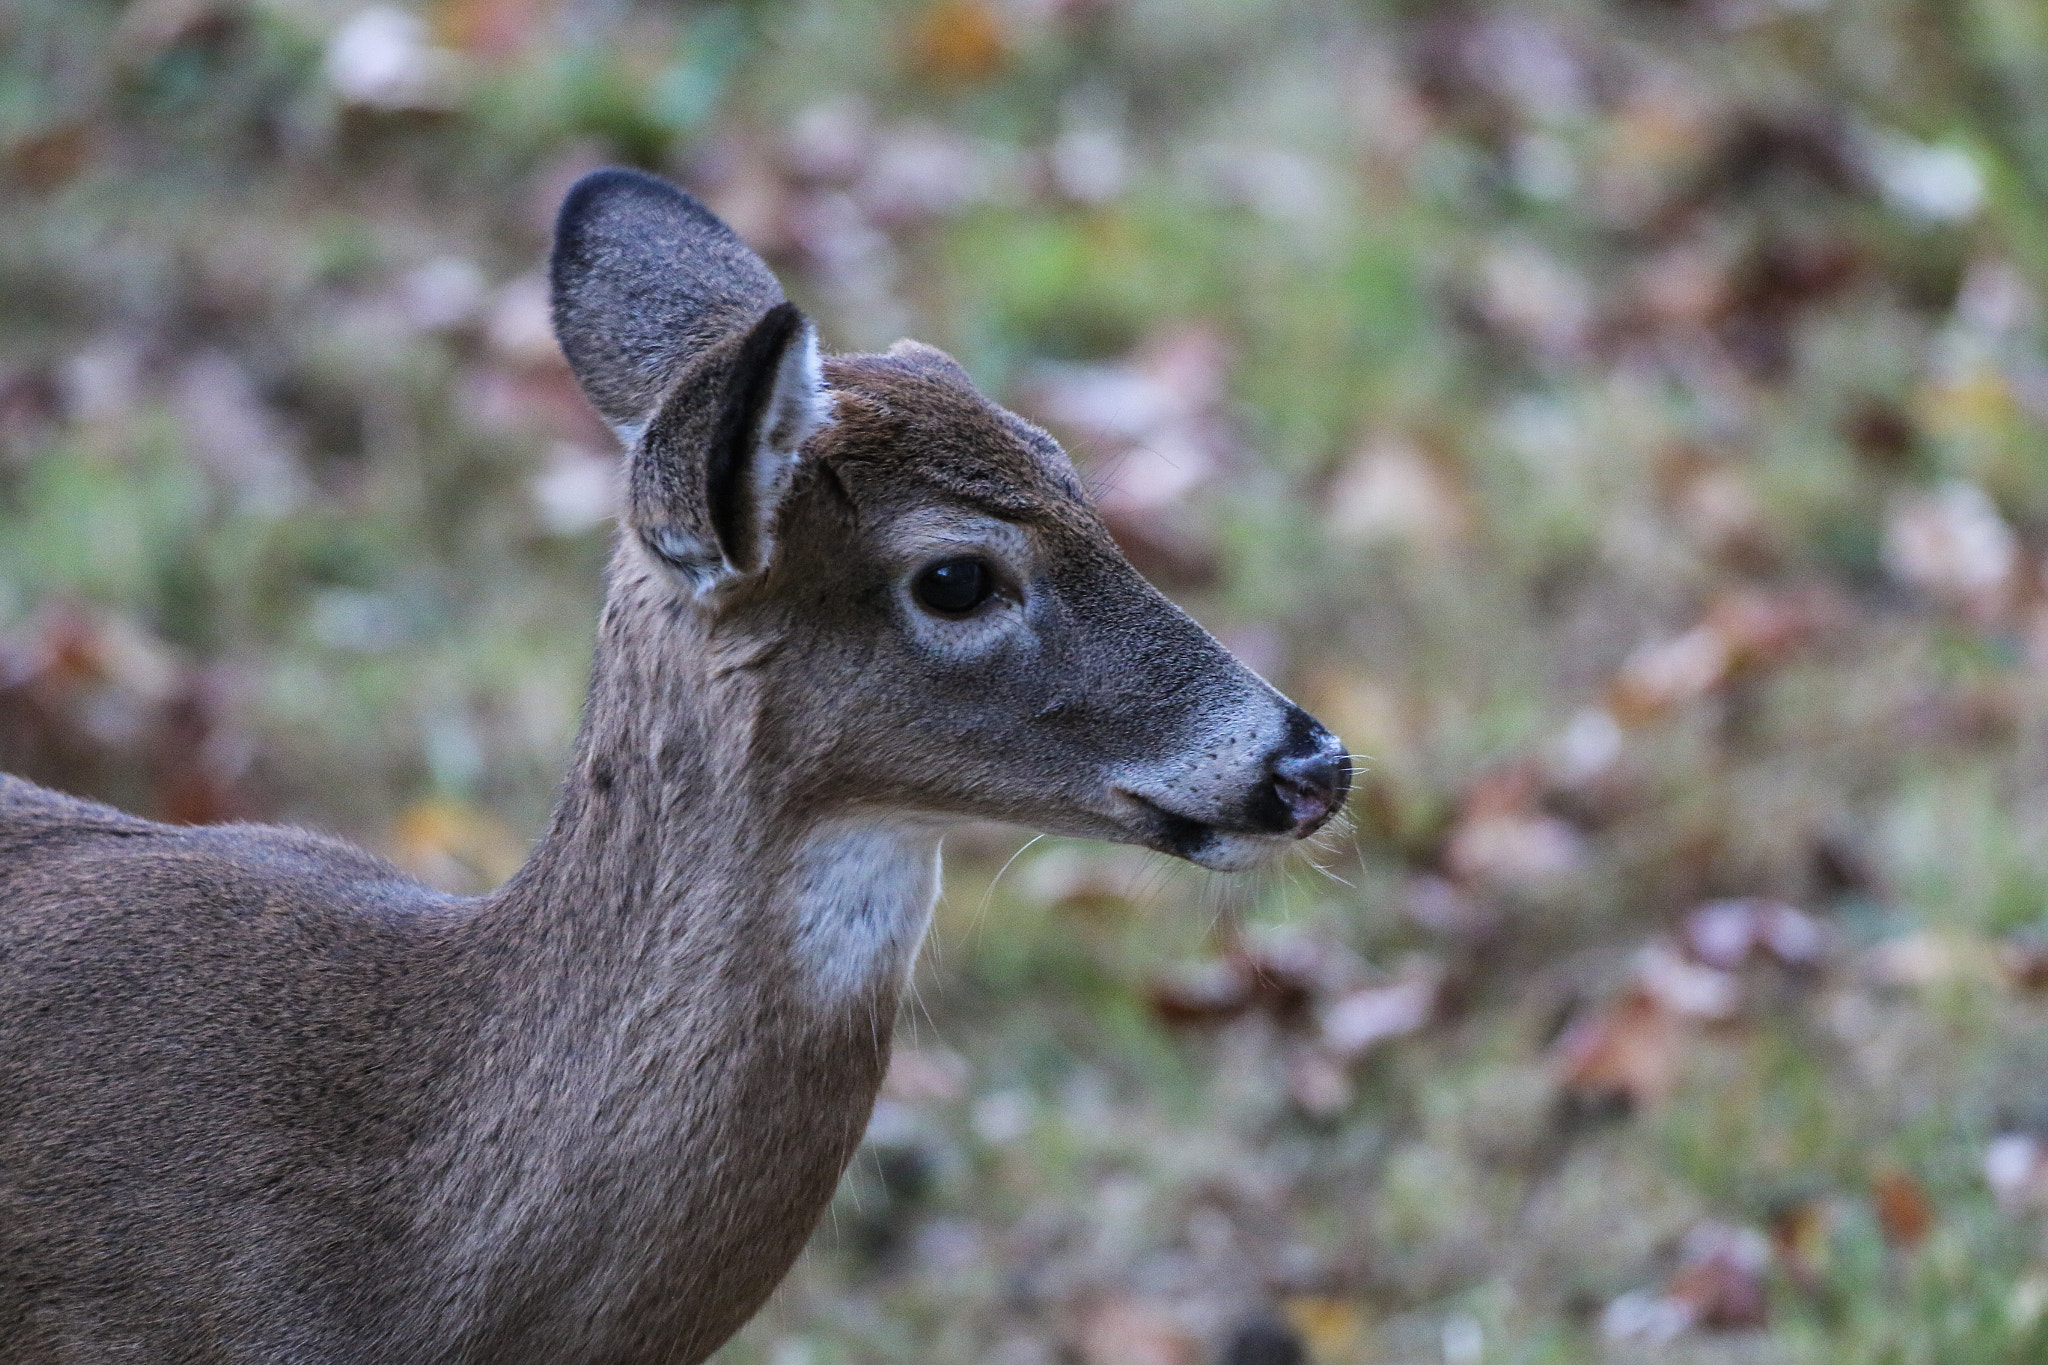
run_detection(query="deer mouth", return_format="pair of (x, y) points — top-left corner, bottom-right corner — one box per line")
(1109, 790), (1295, 872)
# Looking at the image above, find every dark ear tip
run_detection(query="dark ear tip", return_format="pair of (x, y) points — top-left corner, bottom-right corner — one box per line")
(557, 167), (672, 228)
(751, 301), (806, 351)
(551, 168), (721, 269)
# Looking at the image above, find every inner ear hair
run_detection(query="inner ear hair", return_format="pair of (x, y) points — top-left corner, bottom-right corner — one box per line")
(705, 302), (825, 576)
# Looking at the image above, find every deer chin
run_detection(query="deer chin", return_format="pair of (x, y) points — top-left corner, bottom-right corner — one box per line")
(1108, 790), (1297, 872)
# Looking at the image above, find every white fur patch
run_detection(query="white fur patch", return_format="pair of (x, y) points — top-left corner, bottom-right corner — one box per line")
(790, 822), (940, 1000)
(744, 323), (827, 570)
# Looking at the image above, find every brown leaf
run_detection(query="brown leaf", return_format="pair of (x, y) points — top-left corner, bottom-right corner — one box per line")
(911, 0), (1008, 84)
(394, 798), (527, 893)
(1149, 957), (1259, 1026)
(1325, 437), (1470, 552)
(432, 0), (559, 60)
(7, 123), (96, 193)
(1999, 937), (2048, 992)
(1284, 1044), (1353, 1119)
(1078, 1298), (1200, 1365)
(1318, 965), (1440, 1060)
(882, 1046), (970, 1104)
(1602, 1223), (1772, 1342)
(1681, 899), (1828, 971)
(1872, 1165), (1935, 1249)
(1555, 986), (1684, 1111)
(1609, 590), (1823, 724)
(1768, 1197), (1831, 1289)
(1665, 1224), (1772, 1330)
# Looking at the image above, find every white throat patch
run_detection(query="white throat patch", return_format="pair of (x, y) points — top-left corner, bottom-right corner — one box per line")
(789, 823), (941, 1000)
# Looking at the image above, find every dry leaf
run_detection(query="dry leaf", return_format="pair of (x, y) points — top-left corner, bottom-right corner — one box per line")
(1681, 898), (1828, 971)
(911, 0), (1008, 83)
(1319, 964), (1441, 1060)
(1284, 1044), (1353, 1119)
(1078, 1298), (1199, 1365)
(1326, 437), (1470, 551)
(1609, 590), (1822, 725)
(1555, 986), (1684, 1111)
(1884, 481), (2018, 617)
(1985, 1136), (2048, 1216)
(1872, 1165), (1935, 1248)
(1279, 1297), (1362, 1361)
(882, 1046), (970, 1104)
(1443, 808), (1586, 887)
(1635, 939), (1741, 1021)
(1602, 1222), (1771, 1343)
(1768, 1197), (1832, 1289)
(394, 798), (527, 893)
(1666, 1223), (1772, 1329)
(1149, 957), (1260, 1026)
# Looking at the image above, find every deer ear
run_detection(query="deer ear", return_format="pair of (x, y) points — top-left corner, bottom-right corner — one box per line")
(550, 167), (784, 445)
(629, 302), (828, 591)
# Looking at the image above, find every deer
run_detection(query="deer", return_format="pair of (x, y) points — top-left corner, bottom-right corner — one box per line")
(0, 167), (1348, 1365)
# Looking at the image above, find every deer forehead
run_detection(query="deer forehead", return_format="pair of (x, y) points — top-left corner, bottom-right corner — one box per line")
(817, 360), (1091, 520)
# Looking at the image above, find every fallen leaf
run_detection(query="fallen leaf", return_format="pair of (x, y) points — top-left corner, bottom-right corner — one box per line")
(1555, 986), (1684, 1111)
(1768, 1196), (1832, 1289)
(1279, 1297), (1363, 1361)
(911, 0), (1008, 83)
(1601, 1222), (1772, 1342)
(1884, 481), (2018, 618)
(1665, 1222), (1772, 1330)
(1284, 1043), (1353, 1119)
(1443, 808), (1586, 887)
(1985, 1135), (2048, 1216)
(882, 1046), (970, 1104)
(1635, 939), (1741, 1021)
(1319, 964), (1441, 1060)
(1872, 1165), (1935, 1248)
(394, 798), (527, 893)
(1149, 957), (1260, 1026)
(1326, 437), (1470, 551)
(1609, 590), (1823, 724)
(1078, 1298), (1199, 1365)
(1609, 622), (1731, 724)
(1680, 898), (1829, 971)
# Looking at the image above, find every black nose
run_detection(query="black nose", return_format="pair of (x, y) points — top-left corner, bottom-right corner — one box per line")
(1266, 712), (1349, 838)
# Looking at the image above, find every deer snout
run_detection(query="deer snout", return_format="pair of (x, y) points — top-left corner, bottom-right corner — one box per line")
(1264, 712), (1349, 838)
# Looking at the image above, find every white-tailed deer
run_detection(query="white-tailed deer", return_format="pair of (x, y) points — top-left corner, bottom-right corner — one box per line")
(0, 168), (1347, 1364)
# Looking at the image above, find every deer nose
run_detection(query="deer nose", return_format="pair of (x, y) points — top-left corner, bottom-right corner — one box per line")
(1266, 714), (1349, 838)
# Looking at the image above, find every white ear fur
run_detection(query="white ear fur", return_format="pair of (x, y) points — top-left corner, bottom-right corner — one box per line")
(745, 321), (828, 570)
(640, 320), (829, 597)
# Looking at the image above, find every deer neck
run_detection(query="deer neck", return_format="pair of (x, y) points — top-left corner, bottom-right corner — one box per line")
(407, 587), (938, 1355)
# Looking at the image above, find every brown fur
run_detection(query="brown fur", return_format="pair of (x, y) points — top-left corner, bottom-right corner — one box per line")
(0, 170), (1345, 1364)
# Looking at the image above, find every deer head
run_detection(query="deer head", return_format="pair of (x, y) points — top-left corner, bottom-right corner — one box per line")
(550, 168), (1348, 879)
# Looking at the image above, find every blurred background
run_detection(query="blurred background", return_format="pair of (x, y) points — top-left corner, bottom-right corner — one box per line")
(8, 0), (2048, 1360)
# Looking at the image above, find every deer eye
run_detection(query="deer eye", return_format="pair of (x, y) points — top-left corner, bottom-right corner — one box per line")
(912, 557), (996, 616)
